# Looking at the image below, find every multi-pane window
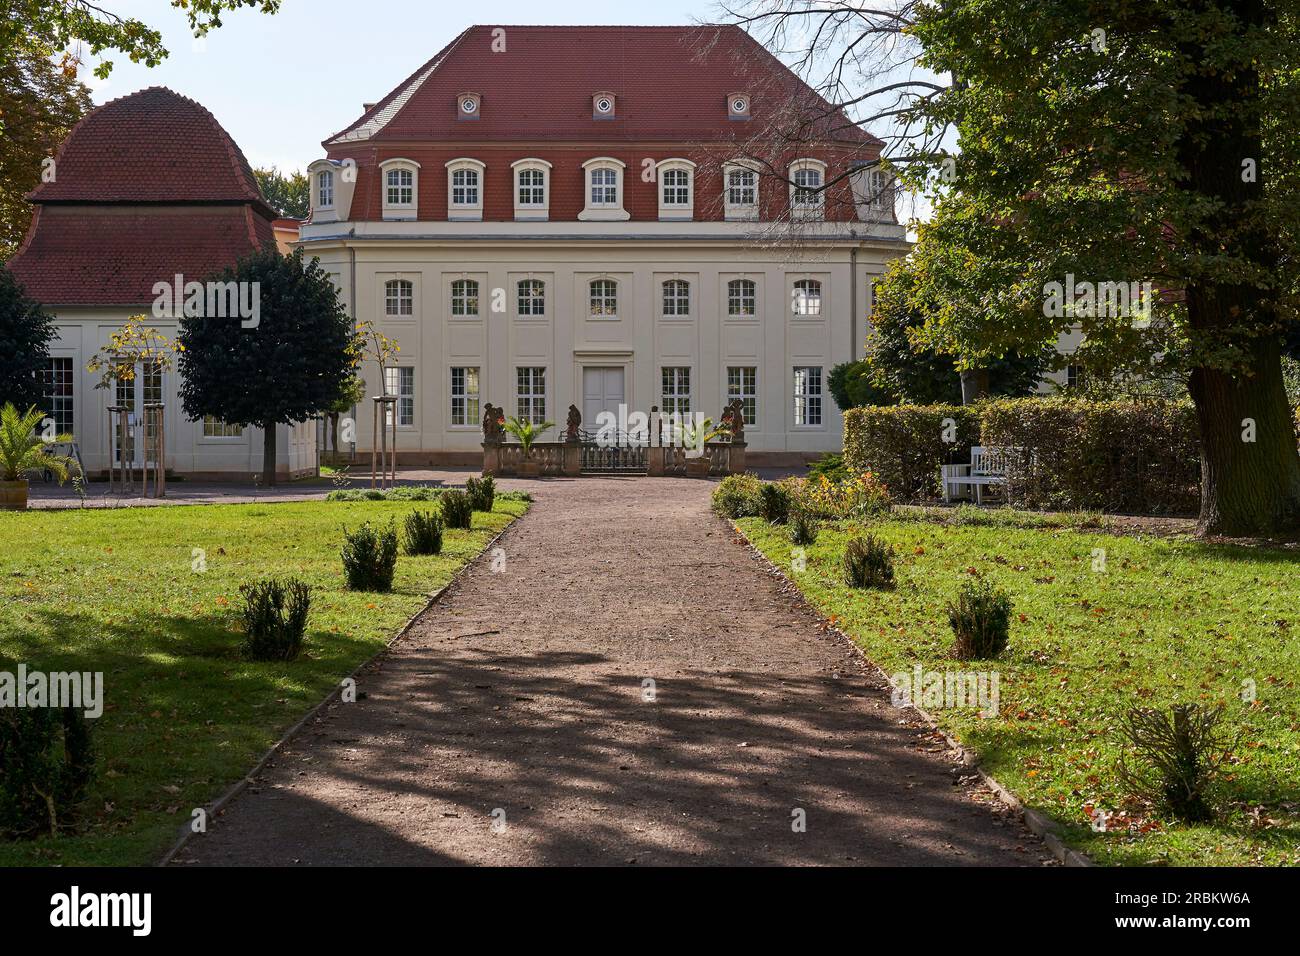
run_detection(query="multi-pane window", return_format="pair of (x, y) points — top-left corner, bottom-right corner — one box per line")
(793, 166), (823, 208)
(589, 279), (618, 317)
(867, 169), (891, 211)
(384, 366), (414, 427)
(202, 416), (243, 438)
(385, 279), (414, 317)
(450, 279), (479, 317)
(792, 279), (822, 316)
(451, 167), (479, 205)
(318, 170), (334, 207)
(517, 279), (546, 316)
(661, 367), (692, 418)
(518, 168), (545, 206)
(662, 279), (690, 317)
(516, 367), (547, 423)
(1066, 364), (1085, 389)
(793, 366), (823, 426)
(386, 168), (413, 205)
(727, 279), (757, 317)
(728, 168), (756, 206)
(590, 167), (618, 205)
(662, 168), (690, 205)
(41, 357), (73, 436)
(450, 366), (481, 426)
(727, 366), (757, 427)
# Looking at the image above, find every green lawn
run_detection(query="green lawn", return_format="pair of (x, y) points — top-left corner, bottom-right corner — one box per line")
(735, 510), (1300, 866)
(0, 497), (527, 866)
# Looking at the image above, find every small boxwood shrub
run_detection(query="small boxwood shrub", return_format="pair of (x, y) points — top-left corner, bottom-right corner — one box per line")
(1117, 703), (1237, 823)
(440, 489), (474, 530)
(403, 509), (444, 556)
(465, 475), (496, 512)
(0, 706), (96, 839)
(843, 404), (979, 501)
(239, 577), (311, 660)
(843, 534), (895, 589)
(788, 508), (819, 545)
(341, 520), (399, 592)
(759, 482), (792, 524)
(947, 577), (1012, 659)
(712, 473), (763, 518)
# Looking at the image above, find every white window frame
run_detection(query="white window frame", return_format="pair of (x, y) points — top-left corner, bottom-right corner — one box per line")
(661, 278), (691, 319)
(516, 278), (547, 319)
(449, 366), (481, 428)
(202, 415), (244, 439)
(789, 158), (827, 220)
(450, 278), (480, 318)
(41, 356), (74, 437)
(511, 158), (552, 221)
(579, 157), (629, 221)
(661, 366), (692, 419)
(384, 278), (414, 318)
(384, 366), (415, 428)
(444, 158), (485, 221)
(656, 158), (696, 221)
(723, 160), (760, 221)
(380, 158), (420, 221)
(317, 169), (334, 209)
(793, 366), (824, 428)
(791, 278), (823, 317)
(727, 366), (758, 428)
(588, 278), (619, 319)
(516, 366), (547, 424)
(726, 277), (758, 318)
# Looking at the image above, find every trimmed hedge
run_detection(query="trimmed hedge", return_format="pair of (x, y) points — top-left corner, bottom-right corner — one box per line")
(843, 397), (1200, 515)
(843, 404), (980, 501)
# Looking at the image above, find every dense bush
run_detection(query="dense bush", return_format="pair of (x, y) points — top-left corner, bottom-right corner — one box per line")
(712, 473), (763, 518)
(239, 578), (311, 660)
(843, 535), (895, 589)
(759, 482), (792, 524)
(807, 452), (851, 483)
(843, 404), (980, 501)
(0, 706), (95, 839)
(788, 509), (819, 545)
(465, 475), (496, 512)
(403, 510), (444, 556)
(341, 520), (399, 592)
(440, 489), (474, 530)
(979, 398), (1199, 514)
(947, 577), (1012, 659)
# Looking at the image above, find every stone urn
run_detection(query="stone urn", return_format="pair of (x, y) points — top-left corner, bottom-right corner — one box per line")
(518, 457), (542, 478)
(0, 479), (28, 511)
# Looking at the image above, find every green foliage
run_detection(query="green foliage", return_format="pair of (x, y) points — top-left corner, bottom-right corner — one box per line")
(711, 472), (764, 518)
(947, 577), (1012, 660)
(828, 360), (897, 409)
(0, 706), (95, 839)
(843, 535), (895, 589)
(439, 489), (473, 530)
(807, 453), (851, 483)
(0, 402), (75, 482)
(340, 520), (398, 592)
(402, 510), (443, 556)
(502, 416), (555, 457)
(1117, 704), (1237, 823)
(786, 472), (893, 519)
(326, 485), (443, 502)
(843, 404), (979, 501)
(0, 268), (57, 410)
(253, 166), (310, 218)
(758, 481), (792, 524)
(238, 577), (310, 661)
(788, 508), (819, 546)
(465, 475), (495, 512)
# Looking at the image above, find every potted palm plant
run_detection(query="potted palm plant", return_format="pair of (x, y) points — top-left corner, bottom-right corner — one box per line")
(0, 403), (79, 510)
(678, 416), (726, 477)
(502, 415), (555, 477)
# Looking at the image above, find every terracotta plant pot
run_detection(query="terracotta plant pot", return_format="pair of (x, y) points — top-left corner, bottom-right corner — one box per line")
(0, 479), (29, 511)
(518, 458), (542, 477)
(685, 456), (711, 478)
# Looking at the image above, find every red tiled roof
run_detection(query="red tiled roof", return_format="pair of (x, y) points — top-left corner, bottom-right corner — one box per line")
(328, 25), (874, 146)
(29, 86), (271, 210)
(9, 206), (275, 305)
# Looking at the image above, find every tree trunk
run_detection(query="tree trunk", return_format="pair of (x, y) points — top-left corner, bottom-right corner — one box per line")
(262, 423), (277, 487)
(327, 412), (339, 459)
(960, 368), (989, 405)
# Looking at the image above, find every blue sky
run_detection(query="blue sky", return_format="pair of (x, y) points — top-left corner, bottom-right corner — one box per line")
(82, 0), (717, 173)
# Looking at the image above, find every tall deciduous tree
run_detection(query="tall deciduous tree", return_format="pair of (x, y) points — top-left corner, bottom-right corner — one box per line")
(177, 249), (354, 485)
(0, 263), (56, 411)
(253, 166), (310, 219)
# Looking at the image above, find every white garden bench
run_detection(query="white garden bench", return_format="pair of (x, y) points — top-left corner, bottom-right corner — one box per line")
(942, 445), (1026, 505)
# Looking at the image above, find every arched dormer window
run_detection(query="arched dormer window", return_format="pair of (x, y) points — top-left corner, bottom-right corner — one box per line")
(379, 158), (420, 221)
(317, 169), (334, 208)
(723, 160), (761, 221)
(512, 158), (552, 221)
(579, 158), (629, 221)
(789, 158), (827, 220)
(444, 158), (485, 221)
(656, 159), (696, 221)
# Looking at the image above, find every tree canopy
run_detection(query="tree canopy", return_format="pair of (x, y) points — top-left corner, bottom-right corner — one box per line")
(0, 263), (56, 412)
(254, 166), (309, 219)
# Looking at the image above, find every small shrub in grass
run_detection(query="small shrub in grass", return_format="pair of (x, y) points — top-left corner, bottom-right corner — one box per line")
(0, 707), (95, 839)
(947, 577), (1012, 659)
(440, 489), (473, 530)
(239, 578), (311, 660)
(843, 535), (895, 589)
(759, 482), (792, 524)
(1117, 703), (1237, 823)
(403, 509), (443, 556)
(341, 520), (399, 592)
(466, 475), (496, 512)
(712, 472), (763, 518)
(788, 508), (819, 545)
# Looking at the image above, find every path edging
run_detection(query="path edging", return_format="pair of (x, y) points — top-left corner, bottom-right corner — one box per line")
(729, 519), (1094, 868)
(156, 519), (519, 866)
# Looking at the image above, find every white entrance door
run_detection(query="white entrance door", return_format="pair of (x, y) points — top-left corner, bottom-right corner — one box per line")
(582, 367), (625, 430)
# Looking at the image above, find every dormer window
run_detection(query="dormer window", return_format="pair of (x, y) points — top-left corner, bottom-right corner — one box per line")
(511, 158), (552, 221)
(579, 157), (629, 221)
(444, 158), (485, 221)
(592, 92), (616, 119)
(457, 92), (481, 120)
(724, 160), (760, 221)
(380, 158), (420, 220)
(789, 158), (827, 220)
(656, 158), (696, 221)
(308, 158), (352, 223)
(728, 93), (751, 120)
(317, 169), (334, 208)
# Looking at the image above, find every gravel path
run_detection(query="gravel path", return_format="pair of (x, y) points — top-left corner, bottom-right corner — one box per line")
(174, 477), (1051, 866)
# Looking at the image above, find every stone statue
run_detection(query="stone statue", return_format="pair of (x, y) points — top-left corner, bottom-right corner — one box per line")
(482, 403), (504, 442)
(725, 399), (746, 441)
(565, 404), (582, 442)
